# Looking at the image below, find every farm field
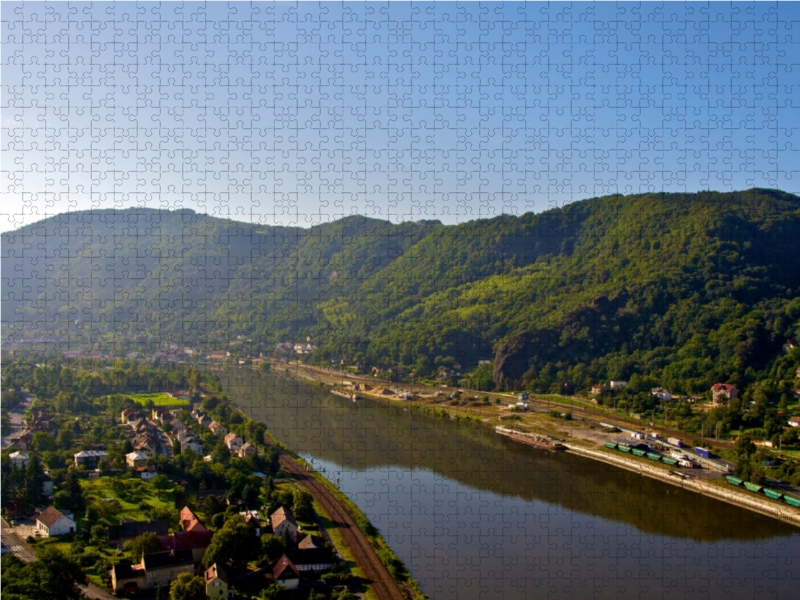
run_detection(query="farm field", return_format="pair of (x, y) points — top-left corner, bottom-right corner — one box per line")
(127, 392), (188, 407)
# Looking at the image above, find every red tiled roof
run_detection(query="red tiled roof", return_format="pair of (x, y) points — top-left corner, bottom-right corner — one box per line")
(160, 530), (213, 551)
(273, 555), (299, 581)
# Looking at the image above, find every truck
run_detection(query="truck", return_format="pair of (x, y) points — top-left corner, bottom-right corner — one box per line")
(668, 437), (683, 448)
(694, 447), (712, 459)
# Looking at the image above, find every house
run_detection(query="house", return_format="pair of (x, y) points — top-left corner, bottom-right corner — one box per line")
(142, 549), (195, 590)
(238, 443), (257, 458)
(134, 436), (158, 458)
(788, 417), (800, 428)
(11, 430), (33, 450)
(136, 465), (158, 481)
(516, 392), (529, 407)
(120, 408), (139, 424)
(107, 520), (170, 548)
(651, 388), (672, 401)
(590, 384), (608, 396)
(209, 421), (228, 436)
(152, 408), (173, 423)
(73, 450), (109, 469)
(172, 420), (187, 435)
(35, 506), (76, 537)
(270, 507), (299, 543)
(272, 555), (300, 589)
(205, 563), (233, 599)
(9, 451), (30, 468)
(177, 430), (195, 444)
(287, 535), (334, 572)
(610, 381), (628, 389)
(126, 451), (149, 468)
(111, 561), (145, 596)
(198, 415), (213, 428)
(711, 383), (737, 405)
(160, 530), (213, 563)
(180, 438), (203, 454)
(224, 433), (243, 452)
(179, 506), (209, 533)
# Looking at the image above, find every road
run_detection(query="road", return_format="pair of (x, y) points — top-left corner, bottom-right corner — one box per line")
(146, 419), (173, 458)
(1, 390), (34, 449)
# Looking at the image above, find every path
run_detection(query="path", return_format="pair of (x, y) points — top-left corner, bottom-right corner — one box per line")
(1, 390), (34, 449)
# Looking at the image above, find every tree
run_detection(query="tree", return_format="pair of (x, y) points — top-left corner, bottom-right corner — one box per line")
(24, 454), (45, 507)
(259, 533), (285, 563)
(202, 514), (259, 573)
(124, 531), (162, 561)
(169, 572), (206, 600)
(292, 489), (313, 521)
(32, 431), (56, 452)
(1, 546), (87, 600)
(150, 474), (171, 491)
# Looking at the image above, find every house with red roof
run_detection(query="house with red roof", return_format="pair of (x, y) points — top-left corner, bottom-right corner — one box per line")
(711, 383), (737, 405)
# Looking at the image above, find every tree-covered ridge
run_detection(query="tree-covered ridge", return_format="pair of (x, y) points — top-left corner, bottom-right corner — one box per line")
(4, 189), (800, 395)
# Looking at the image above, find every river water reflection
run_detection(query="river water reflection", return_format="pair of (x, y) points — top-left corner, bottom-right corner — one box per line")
(225, 369), (800, 599)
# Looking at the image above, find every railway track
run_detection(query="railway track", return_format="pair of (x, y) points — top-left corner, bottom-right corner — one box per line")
(278, 455), (408, 600)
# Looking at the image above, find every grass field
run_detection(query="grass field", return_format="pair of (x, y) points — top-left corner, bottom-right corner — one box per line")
(127, 392), (189, 406)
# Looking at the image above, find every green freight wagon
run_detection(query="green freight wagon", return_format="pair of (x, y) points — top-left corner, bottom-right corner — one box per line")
(744, 482), (763, 493)
(618, 445), (632, 453)
(605, 441), (618, 450)
(763, 488), (784, 501)
(784, 495), (800, 508)
(663, 458), (678, 466)
(646, 453), (662, 461)
(632, 449), (647, 457)
(725, 475), (743, 487)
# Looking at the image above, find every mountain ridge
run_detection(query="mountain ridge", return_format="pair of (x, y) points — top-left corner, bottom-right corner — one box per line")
(4, 188), (800, 393)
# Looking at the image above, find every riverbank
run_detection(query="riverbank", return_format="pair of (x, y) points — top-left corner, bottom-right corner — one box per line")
(278, 363), (800, 530)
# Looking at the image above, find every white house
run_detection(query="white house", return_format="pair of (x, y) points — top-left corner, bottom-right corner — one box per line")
(136, 465), (157, 481)
(516, 392), (529, 407)
(9, 451), (30, 469)
(36, 506), (76, 537)
(610, 381), (628, 389)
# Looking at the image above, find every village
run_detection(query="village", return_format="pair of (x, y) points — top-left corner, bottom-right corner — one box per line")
(1, 363), (386, 600)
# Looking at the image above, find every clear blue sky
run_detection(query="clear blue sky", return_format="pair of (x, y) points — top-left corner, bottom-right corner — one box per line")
(2, 1), (799, 232)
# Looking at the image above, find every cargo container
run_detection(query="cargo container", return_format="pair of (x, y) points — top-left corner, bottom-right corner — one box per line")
(671, 451), (689, 461)
(784, 495), (800, 508)
(668, 437), (683, 448)
(744, 482), (763, 493)
(694, 447), (712, 458)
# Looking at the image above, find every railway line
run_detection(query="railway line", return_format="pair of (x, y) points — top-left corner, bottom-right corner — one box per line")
(278, 454), (408, 600)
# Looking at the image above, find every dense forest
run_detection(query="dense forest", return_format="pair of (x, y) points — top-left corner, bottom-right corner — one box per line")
(4, 189), (800, 395)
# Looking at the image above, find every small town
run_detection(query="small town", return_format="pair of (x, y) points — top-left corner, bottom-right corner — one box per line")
(2, 354), (415, 600)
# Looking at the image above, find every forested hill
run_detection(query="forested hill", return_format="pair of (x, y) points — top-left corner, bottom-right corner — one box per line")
(4, 189), (800, 393)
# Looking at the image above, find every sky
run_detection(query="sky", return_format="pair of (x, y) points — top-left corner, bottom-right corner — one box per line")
(2, 1), (799, 233)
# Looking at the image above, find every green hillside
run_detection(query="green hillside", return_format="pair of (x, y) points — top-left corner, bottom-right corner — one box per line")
(4, 189), (800, 397)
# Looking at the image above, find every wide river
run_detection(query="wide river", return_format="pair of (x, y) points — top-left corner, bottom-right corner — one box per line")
(225, 369), (800, 599)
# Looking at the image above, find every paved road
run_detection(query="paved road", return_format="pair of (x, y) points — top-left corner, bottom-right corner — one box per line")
(1, 390), (34, 449)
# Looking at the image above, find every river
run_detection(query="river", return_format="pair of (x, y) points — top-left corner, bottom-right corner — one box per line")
(224, 369), (800, 600)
